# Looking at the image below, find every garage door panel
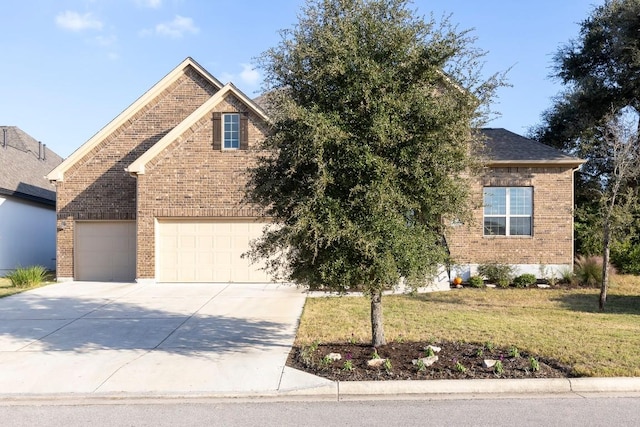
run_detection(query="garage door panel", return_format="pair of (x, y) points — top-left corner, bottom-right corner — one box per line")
(157, 219), (272, 283)
(76, 221), (136, 282)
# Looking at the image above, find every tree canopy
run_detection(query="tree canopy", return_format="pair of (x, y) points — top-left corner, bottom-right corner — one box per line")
(532, 0), (640, 269)
(246, 0), (504, 346)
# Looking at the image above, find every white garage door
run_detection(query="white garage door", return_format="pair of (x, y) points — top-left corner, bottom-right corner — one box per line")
(75, 221), (136, 281)
(157, 219), (272, 283)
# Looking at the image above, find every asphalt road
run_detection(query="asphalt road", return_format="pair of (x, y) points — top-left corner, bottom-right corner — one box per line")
(2, 394), (640, 426)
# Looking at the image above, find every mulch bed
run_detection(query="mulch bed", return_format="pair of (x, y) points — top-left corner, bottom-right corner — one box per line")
(287, 340), (574, 381)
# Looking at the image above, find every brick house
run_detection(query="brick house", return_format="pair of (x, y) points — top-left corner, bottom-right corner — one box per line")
(446, 128), (584, 283)
(47, 58), (583, 284)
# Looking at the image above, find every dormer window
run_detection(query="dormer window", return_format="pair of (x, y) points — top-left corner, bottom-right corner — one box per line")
(223, 113), (240, 149)
(212, 112), (248, 150)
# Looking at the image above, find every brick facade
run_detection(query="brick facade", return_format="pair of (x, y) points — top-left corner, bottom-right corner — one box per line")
(54, 65), (218, 279)
(446, 166), (575, 271)
(135, 94), (269, 279)
(49, 58), (579, 284)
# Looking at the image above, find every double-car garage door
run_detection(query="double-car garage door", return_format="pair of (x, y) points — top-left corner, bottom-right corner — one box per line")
(157, 219), (271, 283)
(74, 220), (271, 283)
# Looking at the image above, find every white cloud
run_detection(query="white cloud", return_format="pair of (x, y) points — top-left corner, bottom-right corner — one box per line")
(135, 0), (162, 8)
(55, 11), (103, 32)
(217, 65), (261, 93)
(94, 35), (117, 47)
(154, 15), (199, 38)
(239, 64), (260, 87)
(218, 72), (234, 84)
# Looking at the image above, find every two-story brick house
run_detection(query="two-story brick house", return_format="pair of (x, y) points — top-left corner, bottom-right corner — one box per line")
(47, 57), (583, 285)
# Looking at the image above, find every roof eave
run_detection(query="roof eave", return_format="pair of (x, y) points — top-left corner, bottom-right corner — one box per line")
(486, 159), (586, 168)
(46, 57), (223, 183)
(127, 83), (270, 176)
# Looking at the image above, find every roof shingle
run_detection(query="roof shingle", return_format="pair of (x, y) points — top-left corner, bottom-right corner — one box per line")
(480, 128), (582, 165)
(0, 126), (63, 205)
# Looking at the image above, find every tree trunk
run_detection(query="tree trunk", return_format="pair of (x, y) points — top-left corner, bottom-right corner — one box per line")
(600, 221), (610, 311)
(370, 291), (386, 347)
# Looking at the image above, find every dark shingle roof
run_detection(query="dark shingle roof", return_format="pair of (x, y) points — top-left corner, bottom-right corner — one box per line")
(480, 128), (583, 165)
(0, 126), (63, 205)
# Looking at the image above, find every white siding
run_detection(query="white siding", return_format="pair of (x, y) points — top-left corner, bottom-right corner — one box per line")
(0, 196), (56, 275)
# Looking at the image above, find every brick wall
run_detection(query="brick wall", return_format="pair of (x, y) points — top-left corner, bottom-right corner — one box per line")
(135, 93), (269, 278)
(446, 166), (575, 267)
(55, 66), (218, 278)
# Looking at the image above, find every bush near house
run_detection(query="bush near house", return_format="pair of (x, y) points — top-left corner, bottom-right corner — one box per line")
(574, 255), (615, 287)
(513, 273), (537, 288)
(467, 275), (485, 288)
(477, 263), (517, 288)
(4, 265), (47, 288)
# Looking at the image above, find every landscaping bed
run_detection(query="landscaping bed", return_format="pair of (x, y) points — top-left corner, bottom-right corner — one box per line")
(287, 340), (572, 381)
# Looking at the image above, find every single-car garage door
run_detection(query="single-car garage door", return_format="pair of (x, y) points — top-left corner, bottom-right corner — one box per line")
(75, 221), (136, 281)
(157, 219), (272, 283)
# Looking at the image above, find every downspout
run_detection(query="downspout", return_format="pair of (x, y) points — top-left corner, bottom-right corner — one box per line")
(2, 128), (6, 148)
(571, 163), (583, 273)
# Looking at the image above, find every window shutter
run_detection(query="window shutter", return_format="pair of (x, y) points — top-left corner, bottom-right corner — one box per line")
(240, 113), (249, 150)
(212, 112), (221, 150)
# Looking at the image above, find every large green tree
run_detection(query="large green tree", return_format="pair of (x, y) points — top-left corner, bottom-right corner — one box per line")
(246, 0), (504, 346)
(531, 0), (640, 273)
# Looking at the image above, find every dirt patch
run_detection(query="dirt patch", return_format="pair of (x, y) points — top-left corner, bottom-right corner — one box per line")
(287, 341), (574, 381)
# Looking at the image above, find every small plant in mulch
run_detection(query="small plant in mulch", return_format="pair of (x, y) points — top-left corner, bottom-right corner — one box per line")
(288, 340), (573, 382)
(342, 353), (354, 372)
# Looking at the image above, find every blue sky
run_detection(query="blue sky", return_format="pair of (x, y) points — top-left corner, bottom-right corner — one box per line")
(1, 0), (599, 158)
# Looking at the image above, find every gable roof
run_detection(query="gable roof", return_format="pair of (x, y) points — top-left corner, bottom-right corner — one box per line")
(0, 126), (63, 205)
(126, 83), (269, 175)
(47, 57), (224, 182)
(480, 128), (584, 167)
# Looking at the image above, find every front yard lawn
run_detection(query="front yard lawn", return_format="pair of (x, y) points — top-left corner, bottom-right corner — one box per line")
(0, 272), (54, 298)
(293, 275), (640, 377)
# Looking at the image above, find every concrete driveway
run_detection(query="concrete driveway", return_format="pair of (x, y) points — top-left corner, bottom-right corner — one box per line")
(0, 281), (327, 396)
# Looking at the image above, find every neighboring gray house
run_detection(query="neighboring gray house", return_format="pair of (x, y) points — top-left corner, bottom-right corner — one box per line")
(0, 126), (63, 275)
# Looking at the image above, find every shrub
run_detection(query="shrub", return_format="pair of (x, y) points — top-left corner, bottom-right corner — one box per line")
(574, 255), (616, 287)
(477, 263), (516, 288)
(558, 267), (575, 285)
(513, 273), (536, 288)
(5, 265), (47, 288)
(467, 275), (485, 288)
(611, 241), (640, 275)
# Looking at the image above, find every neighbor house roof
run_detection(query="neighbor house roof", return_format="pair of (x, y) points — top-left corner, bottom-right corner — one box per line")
(480, 128), (584, 167)
(0, 126), (63, 206)
(47, 57), (224, 182)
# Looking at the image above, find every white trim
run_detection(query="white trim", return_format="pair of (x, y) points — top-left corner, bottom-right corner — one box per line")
(126, 83), (270, 175)
(47, 58), (223, 182)
(483, 186), (533, 236)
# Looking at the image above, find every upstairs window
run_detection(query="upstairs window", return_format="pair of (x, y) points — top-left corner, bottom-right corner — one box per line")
(223, 113), (240, 149)
(212, 112), (249, 150)
(483, 187), (532, 236)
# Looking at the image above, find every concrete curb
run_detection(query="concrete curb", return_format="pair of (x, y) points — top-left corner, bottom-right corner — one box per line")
(1, 378), (640, 403)
(277, 376), (640, 399)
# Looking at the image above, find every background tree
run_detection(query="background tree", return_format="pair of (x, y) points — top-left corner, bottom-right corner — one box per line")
(596, 111), (640, 310)
(246, 0), (504, 346)
(531, 0), (640, 273)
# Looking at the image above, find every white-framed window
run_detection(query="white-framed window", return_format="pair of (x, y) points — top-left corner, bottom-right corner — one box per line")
(483, 187), (533, 236)
(223, 113), (240, 149)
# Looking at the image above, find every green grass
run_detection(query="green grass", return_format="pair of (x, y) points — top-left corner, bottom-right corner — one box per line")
(296, 275), (640, 377)
(0, 269), (54, 298)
